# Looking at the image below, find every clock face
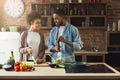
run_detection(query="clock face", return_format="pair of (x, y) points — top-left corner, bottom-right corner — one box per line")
(4, 0), (24, 18)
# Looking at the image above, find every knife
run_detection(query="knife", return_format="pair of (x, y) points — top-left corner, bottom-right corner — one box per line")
(31, 55), (37, 64)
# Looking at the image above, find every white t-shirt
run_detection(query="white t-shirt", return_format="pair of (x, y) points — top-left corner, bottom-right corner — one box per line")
(27, 32), (40, 60)
(57, 26), (65, 59)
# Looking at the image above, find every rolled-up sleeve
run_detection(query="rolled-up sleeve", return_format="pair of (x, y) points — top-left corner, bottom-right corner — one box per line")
(72, 28), (83, 51)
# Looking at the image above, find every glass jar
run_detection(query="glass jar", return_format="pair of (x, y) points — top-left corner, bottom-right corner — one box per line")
(78, 0), (82, 3)
(1, 27), (6, 32)
(60, 0), (64, 3)
(69, 0), (72, 3)
(39, 0), (45, 4)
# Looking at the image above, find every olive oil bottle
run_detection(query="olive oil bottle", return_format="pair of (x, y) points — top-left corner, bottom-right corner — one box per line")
(10, 51), (14, 60)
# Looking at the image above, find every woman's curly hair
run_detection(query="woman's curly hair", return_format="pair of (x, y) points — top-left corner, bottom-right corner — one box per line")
(26, 11), (41, 25)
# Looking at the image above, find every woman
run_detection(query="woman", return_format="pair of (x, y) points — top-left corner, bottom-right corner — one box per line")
(19, 11), (45, 64)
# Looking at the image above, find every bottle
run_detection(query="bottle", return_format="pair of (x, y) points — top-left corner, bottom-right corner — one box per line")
(81, 8), (85, 15)
(78, 10), (81, 15)
(10, 51), (14, 60)
(70, 9), (73, 15)
(74, 7), (77, 15)
(81, 21), (85, 27)
(112, 22), (116, 31)
(118, 20), (120, 31)
(44, 6), (47, 15)
(100, 10), (104, 15)
(90, 21), (94, 26)
(107, 24), (111, 31)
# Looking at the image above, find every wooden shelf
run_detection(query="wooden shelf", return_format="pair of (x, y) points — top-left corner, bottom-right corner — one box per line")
(31, 3), (107, 29)
(107, 31), (120, 33)
(87, 27), (106, 29)
(108, 45), (120, 48)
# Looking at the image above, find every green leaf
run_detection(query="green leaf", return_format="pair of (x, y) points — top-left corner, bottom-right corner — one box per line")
(57, 64), (65, 68)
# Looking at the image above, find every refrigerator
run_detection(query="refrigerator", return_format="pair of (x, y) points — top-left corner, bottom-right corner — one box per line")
(0, 32), (21, 64)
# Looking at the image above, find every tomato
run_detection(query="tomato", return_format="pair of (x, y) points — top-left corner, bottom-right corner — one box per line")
(32, 67), (35, 71)
(14, 61), (36, 72)
(27, 69), (31, 72)
(15, 62), (21, 66)
(14, 66), (20, 72)
(20, 66), (26, 71)
(28, 66), (33, 69)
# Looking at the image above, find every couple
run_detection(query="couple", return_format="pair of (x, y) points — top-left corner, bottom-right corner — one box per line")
(19, 9), (83, 64)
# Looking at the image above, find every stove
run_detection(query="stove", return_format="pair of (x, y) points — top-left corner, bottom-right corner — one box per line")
(65, 63), (114, 73)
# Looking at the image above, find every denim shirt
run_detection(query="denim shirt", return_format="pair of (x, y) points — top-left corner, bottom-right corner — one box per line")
(48, 22), (83, 63)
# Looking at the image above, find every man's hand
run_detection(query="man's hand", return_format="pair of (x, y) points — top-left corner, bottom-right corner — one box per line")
(57, 36), (66, 43)
(57, 36), (73, 47)
(55, 45), (61, 52)
(51, 45), (61, 52)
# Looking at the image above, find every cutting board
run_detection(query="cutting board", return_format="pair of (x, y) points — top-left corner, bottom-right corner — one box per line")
(34, 63), (49, 67)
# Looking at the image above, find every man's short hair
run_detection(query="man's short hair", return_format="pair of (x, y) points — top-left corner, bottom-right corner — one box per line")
(53, 8), (65, 16)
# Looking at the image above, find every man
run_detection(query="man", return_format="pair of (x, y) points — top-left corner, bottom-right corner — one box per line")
(48, 9), (83, 63)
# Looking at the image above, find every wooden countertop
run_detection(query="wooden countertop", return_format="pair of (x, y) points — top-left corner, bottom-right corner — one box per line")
(0, 63), (120, 80)
(45, 50), (108, 55)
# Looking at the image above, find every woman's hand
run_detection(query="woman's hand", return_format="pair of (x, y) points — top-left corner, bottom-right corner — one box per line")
(36, 58), (43, 64)
(27, 47), (32, 54)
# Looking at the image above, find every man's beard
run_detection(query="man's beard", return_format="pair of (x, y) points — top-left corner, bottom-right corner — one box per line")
(55, 21), (63, 26)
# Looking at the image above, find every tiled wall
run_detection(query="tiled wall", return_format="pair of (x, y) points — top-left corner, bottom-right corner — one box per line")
(79, 29), (106, 51)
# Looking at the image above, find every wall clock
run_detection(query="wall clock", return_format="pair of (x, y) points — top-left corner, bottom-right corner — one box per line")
(4, 0), (25, 18)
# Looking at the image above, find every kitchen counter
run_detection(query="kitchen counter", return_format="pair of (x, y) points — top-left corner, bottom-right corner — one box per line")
(44, 50), (108, 62)
(0, 63), (120, 80)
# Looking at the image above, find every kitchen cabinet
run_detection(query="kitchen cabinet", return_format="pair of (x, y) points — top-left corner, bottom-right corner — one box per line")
(31, 2), (107, 29)
(106, 31), (120, 67)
